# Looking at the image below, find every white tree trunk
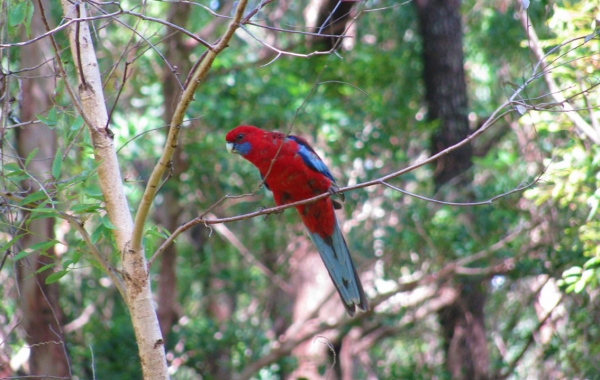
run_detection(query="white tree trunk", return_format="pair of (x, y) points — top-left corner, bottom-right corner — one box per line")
(59, 2), (168, 378)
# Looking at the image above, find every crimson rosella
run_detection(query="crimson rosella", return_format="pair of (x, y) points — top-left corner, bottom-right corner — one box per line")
(226, 125), (368, 316)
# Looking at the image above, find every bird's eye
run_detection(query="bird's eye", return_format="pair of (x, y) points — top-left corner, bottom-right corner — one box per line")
(236, 133), (244, 141)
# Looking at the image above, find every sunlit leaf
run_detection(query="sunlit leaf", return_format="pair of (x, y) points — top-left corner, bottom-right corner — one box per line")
(45, 270), (68, 284)
(52, 148), (63, 179)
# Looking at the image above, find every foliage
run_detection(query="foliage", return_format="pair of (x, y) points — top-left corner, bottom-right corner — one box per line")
(1, 0), (599, 378)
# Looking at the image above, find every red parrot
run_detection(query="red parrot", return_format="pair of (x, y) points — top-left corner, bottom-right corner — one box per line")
(226, 125), (368, 316)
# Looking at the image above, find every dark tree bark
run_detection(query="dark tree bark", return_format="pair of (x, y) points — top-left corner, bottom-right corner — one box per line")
(416, 0), (472, 188)
(13, 0), (70, 377)
(438, 282), (489, 380)
(305, 0), (356, 49)
(415, 1), (489, 379)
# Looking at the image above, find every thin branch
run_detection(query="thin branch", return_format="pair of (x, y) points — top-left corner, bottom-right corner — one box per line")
(499, 294), (564, 379)
(245, 21), (352, 38)
(208, 215), (295, 295)
(120, 9), (212, 49)
(0, 11), (119, 48)
(60, 212), (126, 298)
(519, 10), (599, 144)
(36, 0), (90, 133)
(379, 163), (545, 207)
(131, 0), (250, 253)
(240, 24), (334, 59)
(151, 107), (515, 261)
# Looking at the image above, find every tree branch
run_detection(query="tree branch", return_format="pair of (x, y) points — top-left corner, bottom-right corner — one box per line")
(519, 10), (600, 144)
(131, 0), (250, 254)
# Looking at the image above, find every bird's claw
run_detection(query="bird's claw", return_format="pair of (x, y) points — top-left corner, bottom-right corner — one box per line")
(328, 185), (345, 209)
(259, 205), (283, 220)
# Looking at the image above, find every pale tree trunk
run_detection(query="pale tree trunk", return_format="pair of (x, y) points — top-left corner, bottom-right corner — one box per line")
(59, 2), (168, 378)
(14, 0), (70, 377)
(57, 0), (250, 377)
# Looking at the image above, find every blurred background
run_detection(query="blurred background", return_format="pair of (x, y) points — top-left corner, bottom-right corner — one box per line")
(1, 0), (599, 378)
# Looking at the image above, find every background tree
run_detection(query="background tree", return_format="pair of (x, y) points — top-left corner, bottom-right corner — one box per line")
(415, 0), (488, 378)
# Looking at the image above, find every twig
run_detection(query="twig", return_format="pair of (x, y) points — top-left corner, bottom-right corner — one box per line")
(151, 107), (515, 261)
(498, 294), (564, 379)
(130, 0), (250, 253)
(519, 10), (599, 144)
(208, 215), (295, 295)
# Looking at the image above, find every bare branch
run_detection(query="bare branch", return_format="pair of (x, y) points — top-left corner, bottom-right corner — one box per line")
(131, 0), (251, 253)
(519, 10), (600, 144)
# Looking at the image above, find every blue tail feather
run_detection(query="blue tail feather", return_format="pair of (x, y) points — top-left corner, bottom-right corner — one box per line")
(307, 215), (368, 316)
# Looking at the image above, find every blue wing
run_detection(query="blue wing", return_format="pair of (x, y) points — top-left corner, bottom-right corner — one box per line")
(288, 135), (344, 206)
(288, 136), (335, 182)
(306, 214), (368, 316)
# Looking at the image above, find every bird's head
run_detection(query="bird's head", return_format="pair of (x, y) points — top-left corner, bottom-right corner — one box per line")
(225, 125), (262, 156)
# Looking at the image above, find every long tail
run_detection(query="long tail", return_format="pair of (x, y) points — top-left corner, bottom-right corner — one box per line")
(307, 215), (368, 316)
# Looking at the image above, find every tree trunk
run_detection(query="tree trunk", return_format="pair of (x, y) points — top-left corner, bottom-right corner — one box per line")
(60, 2), (168, 378)
(438, 282), (489, 380)
(14, 0), (70, 377)
(416, 0), (472, 188)
(305, 0), (355, 49)
(415, 1), (489, 379)
(156, 1), (192, 341)
(288, 238), (342, 380)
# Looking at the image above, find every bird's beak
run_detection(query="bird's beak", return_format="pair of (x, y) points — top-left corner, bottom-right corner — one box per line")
(226, 142), (236, 154)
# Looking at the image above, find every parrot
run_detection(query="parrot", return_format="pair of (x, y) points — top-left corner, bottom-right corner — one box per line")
(225, 125), (368, 316)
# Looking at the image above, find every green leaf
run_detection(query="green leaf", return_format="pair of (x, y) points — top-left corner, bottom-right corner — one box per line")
(145, 227), (170, 240)
(24, 147), (39, 167)
(52, 148), (63, 179)
(83, 185), (104, 200)
(3, 162), (23, 172)
(14, 240), (60, 260)
(70, 203), (101, 214)
(19, 190), (48, 206)
(72, 249), (82, 265)
(91, 224), (108, 244)
(62, 259), (74, 268)
(71, 115), (84, 131)
(562, 275), (579, 285)
(29, 239), (60, 253)
(583, 256), (600, 270)
(1, 234), (24, 252)
(101, 215), (116, 230)
(562, 266), (582, 278)
(24, 0), (33, 36)
(36, 263), (55, 274)
(574, 278), (587, 293)
(45, 270), (68, 284)
(14, 248), (34, 261)
(37, 106), (57, 127)
(8, 1), (27, 27)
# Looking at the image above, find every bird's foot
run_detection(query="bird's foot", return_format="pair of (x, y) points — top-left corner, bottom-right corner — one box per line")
(259, 205), (283, 220)
(328, 185), (345, 210)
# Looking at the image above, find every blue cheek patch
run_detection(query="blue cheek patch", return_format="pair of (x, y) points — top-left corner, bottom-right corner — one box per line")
(236, 141), (252, 155)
